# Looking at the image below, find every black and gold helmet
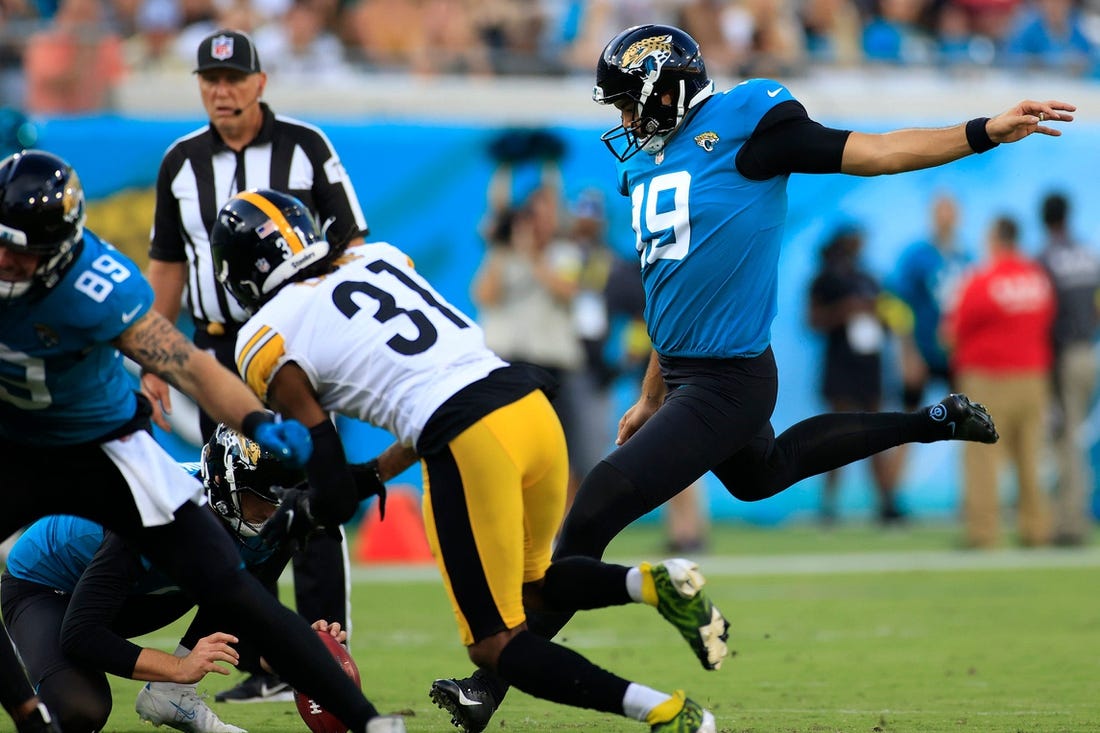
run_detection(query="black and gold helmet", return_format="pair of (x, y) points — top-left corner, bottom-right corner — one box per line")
(210, 188), (330, 313)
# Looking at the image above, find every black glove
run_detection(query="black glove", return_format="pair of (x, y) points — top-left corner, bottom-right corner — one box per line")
(350, 459), (387, 520)
(260, 486), (320, 551)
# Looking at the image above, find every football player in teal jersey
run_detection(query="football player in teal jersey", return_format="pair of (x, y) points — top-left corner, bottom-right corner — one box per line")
(430, 24), (1074, 733)
(0, 150), (398, 733)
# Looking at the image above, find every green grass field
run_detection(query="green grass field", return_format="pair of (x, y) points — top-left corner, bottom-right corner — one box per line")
(10, 521), (1100, 733)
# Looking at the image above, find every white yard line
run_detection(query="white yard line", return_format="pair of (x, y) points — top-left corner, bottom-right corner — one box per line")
(342, 546), (1100, 584)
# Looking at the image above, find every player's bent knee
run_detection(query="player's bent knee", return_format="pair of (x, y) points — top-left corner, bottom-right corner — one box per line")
(42, 676), (111, 732)
(467, 628), (521, 671)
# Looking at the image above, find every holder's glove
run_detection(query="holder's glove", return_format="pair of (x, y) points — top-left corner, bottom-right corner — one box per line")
(350, 459), (387, 520)
(260, 486), (319, 551)
(244, 412), (313, 468)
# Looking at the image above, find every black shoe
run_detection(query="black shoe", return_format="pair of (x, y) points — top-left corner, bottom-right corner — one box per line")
(213, 672), (294, 703)
(878, 504), (908, 526)
(429, 677), (497, 733)
(15, 703), (61, 733)
(929, 394), (999, 444)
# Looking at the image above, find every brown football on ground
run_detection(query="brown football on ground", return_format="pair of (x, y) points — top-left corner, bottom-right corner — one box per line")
(295, 629), (362, 733)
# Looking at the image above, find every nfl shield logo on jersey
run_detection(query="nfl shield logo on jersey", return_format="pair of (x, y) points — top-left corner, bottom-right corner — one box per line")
(211, 35), (234, 61)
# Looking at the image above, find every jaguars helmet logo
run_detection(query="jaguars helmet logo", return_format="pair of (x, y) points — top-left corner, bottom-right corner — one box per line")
(238, 433), (262, 467)
(694, 132), (719, 152)
(61, 171), (84, 224)
(620, 34), (673, 81)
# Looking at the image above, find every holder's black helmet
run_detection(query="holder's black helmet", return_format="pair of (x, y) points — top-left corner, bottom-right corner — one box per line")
(201, 423), (304, 540)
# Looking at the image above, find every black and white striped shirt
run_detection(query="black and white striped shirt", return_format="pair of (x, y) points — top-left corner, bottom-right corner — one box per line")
(149, 103), (368, 328)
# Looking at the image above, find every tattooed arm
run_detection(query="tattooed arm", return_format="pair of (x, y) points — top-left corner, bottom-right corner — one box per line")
(114, 311), (267, 433)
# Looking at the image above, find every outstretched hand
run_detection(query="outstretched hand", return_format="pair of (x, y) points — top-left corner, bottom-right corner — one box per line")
(988, 99), (1076, 143)
(175, 632), (240, 683)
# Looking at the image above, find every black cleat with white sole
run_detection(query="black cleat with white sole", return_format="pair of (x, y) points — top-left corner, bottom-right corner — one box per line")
(429, 677), (498, 733)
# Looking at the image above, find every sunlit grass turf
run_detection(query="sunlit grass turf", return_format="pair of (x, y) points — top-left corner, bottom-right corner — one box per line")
(21, 521), (1100, 732)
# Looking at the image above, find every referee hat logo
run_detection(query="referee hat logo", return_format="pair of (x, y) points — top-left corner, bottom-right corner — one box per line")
(195, 29), (262, 74)
(212, 35), (234, 61)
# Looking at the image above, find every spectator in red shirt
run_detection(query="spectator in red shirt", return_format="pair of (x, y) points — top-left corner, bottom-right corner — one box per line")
(944, 214), (1055, 548)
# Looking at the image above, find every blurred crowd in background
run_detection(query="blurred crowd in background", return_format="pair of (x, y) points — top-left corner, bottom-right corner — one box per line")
(2, 0), (1100, 115)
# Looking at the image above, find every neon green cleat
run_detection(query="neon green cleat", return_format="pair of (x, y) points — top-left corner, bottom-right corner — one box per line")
(642, 558), (730, 670)
(649, 691), (717, 733)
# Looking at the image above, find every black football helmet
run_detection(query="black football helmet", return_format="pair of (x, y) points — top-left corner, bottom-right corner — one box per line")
(209, 189), (330, 314)
(593, 25), (714, 162)
(0, 149), (85, 298)
(201, 423), (305, 540)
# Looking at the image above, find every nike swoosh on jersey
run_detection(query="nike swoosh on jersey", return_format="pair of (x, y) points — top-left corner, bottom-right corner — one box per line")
(767, 88), (783, 97)
(121, 304), (143, 324)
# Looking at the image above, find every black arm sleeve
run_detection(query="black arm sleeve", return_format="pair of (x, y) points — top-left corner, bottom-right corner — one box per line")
(306, 419), (360, 526)
(59, 533), (159, 678)
(736, 100), (853, 181)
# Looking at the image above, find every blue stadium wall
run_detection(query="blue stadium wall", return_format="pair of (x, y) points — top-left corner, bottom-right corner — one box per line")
(35, 114), (1100, 524)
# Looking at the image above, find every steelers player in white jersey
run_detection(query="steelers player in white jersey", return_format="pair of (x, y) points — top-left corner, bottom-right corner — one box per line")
(210, 188), (728, 733)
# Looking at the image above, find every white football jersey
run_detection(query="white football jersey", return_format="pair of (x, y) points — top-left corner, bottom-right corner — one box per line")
(235, 243), (507, 447)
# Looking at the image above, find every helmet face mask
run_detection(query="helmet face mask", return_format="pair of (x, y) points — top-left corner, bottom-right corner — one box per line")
(210, 189), (330, 313)
(593, 25), (713, 162)
(0, 150), (85, 299)
(201, 424), (304, 541)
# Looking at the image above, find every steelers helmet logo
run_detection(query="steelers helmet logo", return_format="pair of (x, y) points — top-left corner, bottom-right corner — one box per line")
(929, 404), (947, 422)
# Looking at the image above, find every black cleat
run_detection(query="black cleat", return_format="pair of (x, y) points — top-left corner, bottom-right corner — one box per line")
(930, 393), (999, 444)
(429, 677), (497, 733)
(213, 671), (294, 703)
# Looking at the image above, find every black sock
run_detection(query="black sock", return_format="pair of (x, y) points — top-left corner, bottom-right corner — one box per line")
(471, 667), (510, 706)
(497, 631), (630, 716)
(541, 557), (632, 611)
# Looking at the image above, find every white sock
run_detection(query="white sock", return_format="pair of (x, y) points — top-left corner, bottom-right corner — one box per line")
(626, 567), (645, 603)
(622, 682), (674, 722)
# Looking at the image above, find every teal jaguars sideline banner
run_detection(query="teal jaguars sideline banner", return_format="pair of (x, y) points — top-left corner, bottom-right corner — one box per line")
(33, 115), (1100, 524)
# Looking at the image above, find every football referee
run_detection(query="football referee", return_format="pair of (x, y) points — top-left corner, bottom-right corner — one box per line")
(141, 28), (368, 704)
